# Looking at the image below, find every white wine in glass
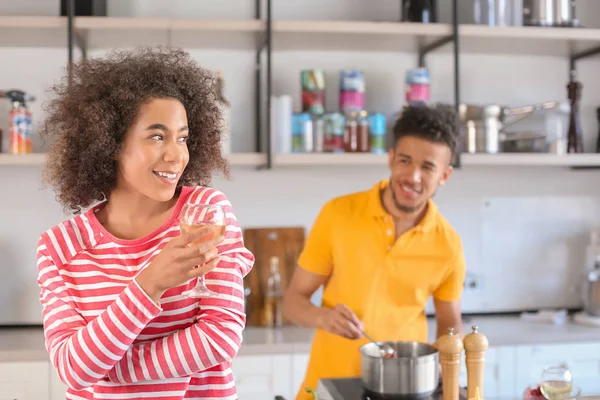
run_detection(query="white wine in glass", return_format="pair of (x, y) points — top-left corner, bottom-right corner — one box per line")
(179, 203), (225, 298)
(540, 366), (573, 400)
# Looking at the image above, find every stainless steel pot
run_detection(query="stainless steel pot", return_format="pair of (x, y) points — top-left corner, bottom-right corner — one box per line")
(523, 0), (580, 27)
(360, 341), (439, 397)
(459, 101), (559, 154)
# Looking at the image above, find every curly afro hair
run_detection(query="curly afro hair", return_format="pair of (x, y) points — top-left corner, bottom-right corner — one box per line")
(392, 103), (459, 158)
(41, 46), (228, 214)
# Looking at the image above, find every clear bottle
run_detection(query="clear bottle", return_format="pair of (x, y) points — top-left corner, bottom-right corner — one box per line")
(264, 256), (283, 328)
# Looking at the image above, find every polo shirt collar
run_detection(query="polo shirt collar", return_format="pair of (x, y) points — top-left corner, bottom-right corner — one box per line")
(368, 179), (437, 233)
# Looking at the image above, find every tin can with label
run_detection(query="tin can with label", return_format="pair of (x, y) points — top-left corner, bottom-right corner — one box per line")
(292, 113), (313, 153)
(369, 113), (387, 154)
(323, 112), (345, 153)
(405, 68), (430, 104)
(339, 69), (365, 114)
(301, 69), (326, 115)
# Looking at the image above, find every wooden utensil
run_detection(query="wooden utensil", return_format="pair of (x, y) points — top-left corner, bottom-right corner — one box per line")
(464, 325), (489, 400)
(242, 226), (305, 326)
(437, 327), (464, 400)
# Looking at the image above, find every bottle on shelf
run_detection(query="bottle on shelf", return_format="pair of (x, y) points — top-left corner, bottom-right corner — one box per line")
(263, 256), (283, 328)
(357, 110), (371, 153)
(344, 111), (359, 153)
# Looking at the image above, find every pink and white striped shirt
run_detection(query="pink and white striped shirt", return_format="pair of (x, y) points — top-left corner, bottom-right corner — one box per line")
(37, 186), (255, 400)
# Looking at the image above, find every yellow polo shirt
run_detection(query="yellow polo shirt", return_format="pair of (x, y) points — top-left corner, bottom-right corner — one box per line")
(295, 180), (466, 400)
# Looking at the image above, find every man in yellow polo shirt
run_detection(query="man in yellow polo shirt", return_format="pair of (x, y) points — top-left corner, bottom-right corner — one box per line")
(283, 104), (466, 400)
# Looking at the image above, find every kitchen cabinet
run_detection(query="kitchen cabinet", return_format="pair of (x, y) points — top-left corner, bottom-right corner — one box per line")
(232, 354), (292, 400)
(1, 340), (599, 400)
(49, 366), (67, 400)
(291, 353), (310, 397)
(458, 346), (516, 398)
(515, 342), (600, 395)
(0, 361), (49, 400)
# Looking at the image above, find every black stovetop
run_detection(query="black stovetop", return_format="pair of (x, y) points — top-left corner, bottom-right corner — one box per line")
(318, 378), (467, 400)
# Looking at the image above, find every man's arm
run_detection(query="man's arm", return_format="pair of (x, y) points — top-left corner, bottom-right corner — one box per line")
(283, 200), (362, 339)
(432, 239), (467, 340)
(283, 267), (330, 329)
(434, 298), (464, 339)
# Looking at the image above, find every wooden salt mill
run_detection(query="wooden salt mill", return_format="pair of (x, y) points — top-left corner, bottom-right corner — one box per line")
(437, 327), (464, 400)
(463, 325), (489, 400)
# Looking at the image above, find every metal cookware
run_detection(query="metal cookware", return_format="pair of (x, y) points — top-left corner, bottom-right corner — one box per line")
(583, 256), (600, 317)
(459, 101), (559, 154)
(361, 330), (396, 357)
(360, 341), (439, 397)
(523, 0), (580, 27)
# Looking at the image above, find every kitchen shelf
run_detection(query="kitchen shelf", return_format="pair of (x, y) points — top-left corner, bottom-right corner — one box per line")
(461, 153), (600, 167)
(0, 153), (47, 166)
(0, 16), (264, 50)
(272, 20), (600, 56)
(459, 24), (600, 57)
(75, 17), (265, 50)
(5, 16), (600, 57)
(0, 153), (266, 167)
(0, 16), (67, 47)
(272, 20), (450, 52)
(271, 153), (600, 168)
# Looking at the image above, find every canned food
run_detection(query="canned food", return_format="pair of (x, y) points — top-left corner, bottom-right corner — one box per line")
(292, 113), (313, 153)
(301, 69), (326, 115)
(340, 69), (365, 114)
(369, 113), (387, 154)
(405, 68), (430, 104)
(323, 112), (345, 153)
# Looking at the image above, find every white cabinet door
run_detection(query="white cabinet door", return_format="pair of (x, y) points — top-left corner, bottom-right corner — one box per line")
(232, 354), (291, 400)
(457, 346), (516, 399)
(291, 353), (310, 398)
(49, 366), (67, 400)
(516, 342), (600, 396)
(0, 361), (50, 400)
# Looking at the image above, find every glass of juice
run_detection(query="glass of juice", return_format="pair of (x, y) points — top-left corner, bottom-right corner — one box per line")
(179, 203), (225, 298)
(540, 365), (574, 400)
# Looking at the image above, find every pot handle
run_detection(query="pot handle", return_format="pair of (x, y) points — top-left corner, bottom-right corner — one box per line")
(502, 101), (561, 128)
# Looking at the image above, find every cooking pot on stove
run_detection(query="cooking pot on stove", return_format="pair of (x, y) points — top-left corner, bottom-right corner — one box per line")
(360, 341), (439, 397)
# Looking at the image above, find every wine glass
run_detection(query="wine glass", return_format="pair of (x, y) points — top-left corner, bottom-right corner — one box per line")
(540, 365), (573, 400)
(179, 203), (225, 298)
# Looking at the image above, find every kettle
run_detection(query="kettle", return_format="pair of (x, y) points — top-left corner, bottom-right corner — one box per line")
(582, 231), (600, 317)
(583, 257), (600, 317)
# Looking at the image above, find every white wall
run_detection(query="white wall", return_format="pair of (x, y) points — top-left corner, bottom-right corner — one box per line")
(1, 0), (600, 324)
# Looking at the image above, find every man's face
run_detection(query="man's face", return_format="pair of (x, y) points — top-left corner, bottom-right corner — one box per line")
(387, 135), (453, 214)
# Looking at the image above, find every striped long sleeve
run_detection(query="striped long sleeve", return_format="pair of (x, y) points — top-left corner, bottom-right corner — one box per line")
(37, 241), (163, 390)
(36, 186), (254, 399)
(106, 193), (254, 383)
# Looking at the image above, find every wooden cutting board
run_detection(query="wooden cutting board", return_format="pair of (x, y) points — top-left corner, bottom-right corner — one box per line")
(242, 226), (305, 327)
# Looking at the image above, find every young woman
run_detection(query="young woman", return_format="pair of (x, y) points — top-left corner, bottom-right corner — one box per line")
(37, 47), (254, 399)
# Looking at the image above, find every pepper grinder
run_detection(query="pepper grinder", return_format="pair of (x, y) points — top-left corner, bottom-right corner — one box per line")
(437, 327), (464, 400)
(595, 107), (600, 153)
(567, 70), (583, 154)
(463, 325), (489, 400)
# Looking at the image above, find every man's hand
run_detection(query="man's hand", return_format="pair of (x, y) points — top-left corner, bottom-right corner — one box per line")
(319, 304), (363, 340)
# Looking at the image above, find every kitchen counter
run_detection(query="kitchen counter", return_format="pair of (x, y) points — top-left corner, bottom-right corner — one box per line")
(1, 315), (599, 362)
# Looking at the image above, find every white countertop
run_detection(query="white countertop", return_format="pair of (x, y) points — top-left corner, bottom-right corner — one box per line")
(1, 315), (599, 362)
